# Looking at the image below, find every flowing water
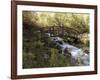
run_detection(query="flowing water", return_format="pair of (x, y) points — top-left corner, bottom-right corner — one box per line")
(46, 33), (90, 66)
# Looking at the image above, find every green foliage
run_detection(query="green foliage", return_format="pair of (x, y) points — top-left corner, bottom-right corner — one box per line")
(23, 52), (36, 68)
(58, 55), (71, 66)
(49, 48), (59, 67)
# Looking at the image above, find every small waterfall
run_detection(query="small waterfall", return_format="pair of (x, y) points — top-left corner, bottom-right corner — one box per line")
(46, 33), (90, 66)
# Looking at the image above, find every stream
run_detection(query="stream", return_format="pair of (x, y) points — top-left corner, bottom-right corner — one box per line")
(46, 33), (90, 66)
